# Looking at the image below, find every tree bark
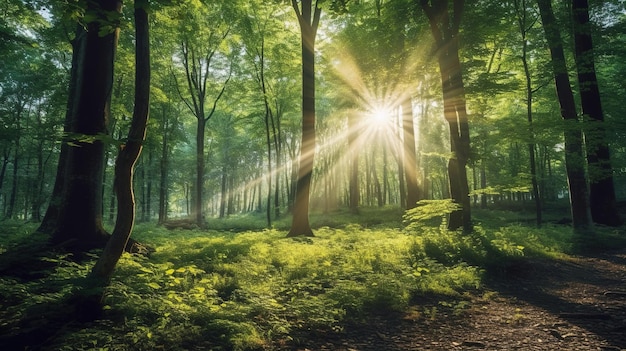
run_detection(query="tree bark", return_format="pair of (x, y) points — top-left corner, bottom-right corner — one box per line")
(572, 0), (622, 226)
(420, 0), (472, 231)
(288, 0), (321, 237)
(6, 120), (20, 219)
(348, 112), (360, 213)
(195, 117), (206, 225)
(90, 0), (150, 285)
(402, 97), (420, 209)
(515, 0), (542, 226)
(158, 106), (169, 225)
(37, 24), (86, 234)
(537, 0), (593, 233)
(50, 0), (122, 251)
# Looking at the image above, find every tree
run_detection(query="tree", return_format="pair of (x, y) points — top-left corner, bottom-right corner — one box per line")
(537, 0), (593, 233)
(170, 1), (233, 227)
(90, 0), (151, 286)
(288, 0), (322, 237)
(572, 0), (622, 226)
(239, 2), (290, 225)
(514, 0), (543, 226)
(44, 0), (123, 252)
(402, 97), (420, 208)
(419, 0), (472, 231)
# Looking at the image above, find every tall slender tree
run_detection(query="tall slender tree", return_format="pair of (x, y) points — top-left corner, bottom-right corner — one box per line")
(514, 0), (542, 226)
(91, 0), (151, 285)
(171, 1), (232, 227)
(288, 0), (322, 237)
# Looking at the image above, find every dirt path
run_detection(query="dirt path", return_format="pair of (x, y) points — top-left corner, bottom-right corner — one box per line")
(288, 249), (626, 350)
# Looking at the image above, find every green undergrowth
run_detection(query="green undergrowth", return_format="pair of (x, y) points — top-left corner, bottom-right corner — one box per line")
(200, 206), (405, 232)
(0, 207), (624, 350)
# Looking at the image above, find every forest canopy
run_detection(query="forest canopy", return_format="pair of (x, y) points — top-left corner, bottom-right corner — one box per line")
(1, 0), (626, 255)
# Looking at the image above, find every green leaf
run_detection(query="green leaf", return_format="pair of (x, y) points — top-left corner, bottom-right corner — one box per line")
(147, 282), (161, 289)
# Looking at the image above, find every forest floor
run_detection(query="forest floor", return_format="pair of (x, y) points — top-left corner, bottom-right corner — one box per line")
(283, 247), (626, 351)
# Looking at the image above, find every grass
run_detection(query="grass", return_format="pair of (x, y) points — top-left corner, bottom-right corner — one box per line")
(0, 207), (624, 350)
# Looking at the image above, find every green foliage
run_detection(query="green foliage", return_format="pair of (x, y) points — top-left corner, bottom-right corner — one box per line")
(403, 200), (461, 230)
(2, 213), (624, 350)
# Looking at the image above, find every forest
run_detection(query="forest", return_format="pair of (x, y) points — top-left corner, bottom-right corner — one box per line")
(1, 0), (626, 350)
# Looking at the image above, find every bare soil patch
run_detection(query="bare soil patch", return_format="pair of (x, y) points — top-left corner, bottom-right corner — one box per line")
(285, 249), (626, 350)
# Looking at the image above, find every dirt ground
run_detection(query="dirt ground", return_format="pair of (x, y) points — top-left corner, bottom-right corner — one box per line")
(286, 248), (626, 351)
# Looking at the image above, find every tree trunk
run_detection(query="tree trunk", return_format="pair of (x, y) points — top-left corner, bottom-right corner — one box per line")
(158, 107), (169, 225)
(6, 136), (19, 219)
(264, 107), (272, 226)
(0, 148), (9, 210)
(516, 0), (542, 226)
(397, 147), (406, 209)
(402, 97), (420, 209)
(195, 117), (206, 225)
(37, 25), (86, 234)
(420, 0), (472, 231)
(537, 0), (593, 233)
(371, 151), (383, 207)
(271, 112), (282, 219)
(348, 112), (359, 213)
(146, 149), (153, 221)
(220, 165), (227, 218)
(382, 143), (388, 207)
(90, 0), (150, 290)
(572, 0), (622, 226)
(227, 174), (235, 216)
(51, 0), (122, 252)
(288, 0), (321, 237)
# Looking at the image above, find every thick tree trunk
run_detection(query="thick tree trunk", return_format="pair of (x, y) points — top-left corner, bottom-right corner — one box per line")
(537, 0), (593, 233)
(572, 0), (622, 226)
(288, 0), (320, 237)
(37, 25), (86, 234)
(51, 0), (122, 251)
(421, 0), (472, 232)
(402, 97), (420, 209)
(441, 52), (471, 232)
